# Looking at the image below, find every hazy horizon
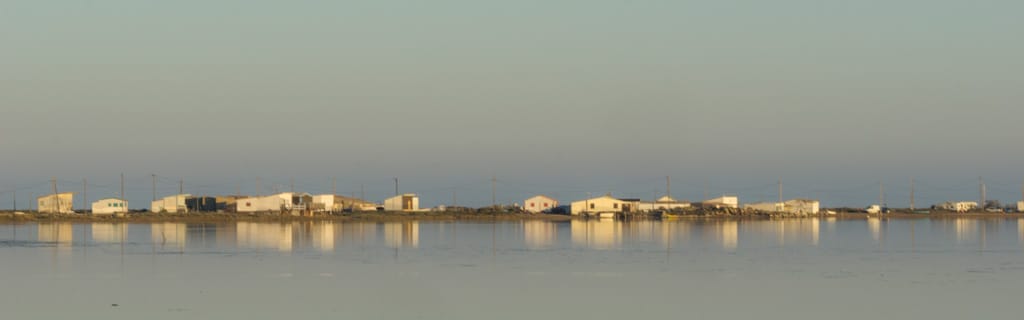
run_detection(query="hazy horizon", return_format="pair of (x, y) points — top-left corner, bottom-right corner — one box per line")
(2, 1), (1023, 208)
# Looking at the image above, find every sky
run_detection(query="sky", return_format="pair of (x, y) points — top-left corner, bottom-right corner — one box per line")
(1, 0), (1023, 209)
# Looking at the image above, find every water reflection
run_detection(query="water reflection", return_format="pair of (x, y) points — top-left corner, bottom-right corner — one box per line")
(868, 217), (881, 242)
(954, 219), (977, 243)
(38, 222), (73, 250)
(572, 219), (622, 250)
(91, 223), (127, 243)
(384, 222), (419, 249)
(151, 223), (187, 251)
(306, 222), (335, 252)
(717, 221), (738, 250)
(523, 221), (557, 249)
(237, 222), (293, 252)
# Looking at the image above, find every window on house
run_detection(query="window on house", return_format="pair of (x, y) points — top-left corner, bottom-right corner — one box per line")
(543, 203), (549, 207)
(614, 203), (618, 209)
(530, 203), (535, 207)
(246, 202), (251, 207)
(590, 203), (595, 209)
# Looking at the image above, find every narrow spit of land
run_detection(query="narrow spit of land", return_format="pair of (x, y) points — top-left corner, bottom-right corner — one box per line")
(2, 210), (1024, 224)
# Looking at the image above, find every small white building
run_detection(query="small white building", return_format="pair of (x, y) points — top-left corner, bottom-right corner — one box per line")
(939, 201), (978, 213)
(1018, 201), (1024, 213)
(638, 196), (691, 212)
(237, 193), (299, 213)
(783, 199), (821, 215)
(744, 202), (784, 212)
(702, 196), (739, 209)
(384, 194), (420, 212)
(92, 198), (128, 215)
(37, 192), (75, 214)
(523, 195), (558, 213)
(312, 195), (378, 213)
(570, 194), (635, 215)
(150, 194), (191, 213)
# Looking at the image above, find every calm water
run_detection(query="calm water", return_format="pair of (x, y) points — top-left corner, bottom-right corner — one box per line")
(2, 217), (1023, 319)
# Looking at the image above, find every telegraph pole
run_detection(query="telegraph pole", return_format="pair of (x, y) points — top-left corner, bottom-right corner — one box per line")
(666, 176), (671, 199)
(256, 177), (261, 197)
(12, 183), (15, 211)
(980, 177), (986, 208)
(290, 177), (295, 193)
(360, 184), (365, 202)
(778, 178), (783, 204)
(151, 174), (157, 201)
(491, 175), (497, 210)
(394, 178), (399, 196)
(910, 177), (915, 211)
(83, 178), (87, 212)
(120, 173), (125, 204)
(51, 177), (59, 214)
(179, 178), (184, 195)
(879, 181), (885, 207)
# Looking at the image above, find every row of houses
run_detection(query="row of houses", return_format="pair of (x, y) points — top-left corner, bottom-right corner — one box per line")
(34, 191), (1024, 215)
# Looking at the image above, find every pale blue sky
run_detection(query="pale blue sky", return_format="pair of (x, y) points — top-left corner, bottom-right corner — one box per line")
(1, 1), (1022, 208)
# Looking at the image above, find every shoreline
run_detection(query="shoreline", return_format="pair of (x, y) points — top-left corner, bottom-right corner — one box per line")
(3, 210), (1024, 224)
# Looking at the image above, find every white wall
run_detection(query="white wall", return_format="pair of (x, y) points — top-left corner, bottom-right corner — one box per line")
(524, 196), (557, 213)
(92, 198), (128, 215)
(570, 196), (624, 215)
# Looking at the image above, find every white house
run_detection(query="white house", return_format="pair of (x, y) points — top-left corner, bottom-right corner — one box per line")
(1018, 201), (1024, 213)
(384, 194), (420, 212)
(236, 193), (300, 213)
(638, 196), (691, 212)
(37, 192), (75, 214)
(783, 199), (820, 215)
(92, 198), (128, 215)
(523, 195), (558, 213)
(150, 194), (190, 213)
(570, 194), (637, 215)
(312, 195), (378, 213)
(702, 196), (739, 209)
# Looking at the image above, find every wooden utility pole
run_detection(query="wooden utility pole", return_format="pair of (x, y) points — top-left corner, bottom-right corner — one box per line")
(179, 178), (184, 195)
(360, 184), (365, 202)
(332, 177), (337, 195)
(666, 176), (671, 199)
(778, 178), (783, 204)
(152, 174), (157, 201)
(11, 184), (15, 211)
(256, 177), (261, 197)
(394, 178), (399, 196)
(491, 175), (497, 209)
(980, 177), (986, 208)
(83, 178), (87, 212)
(51, 177), (59, 214)
(910, 177), (915, 211)
(879, 181), (885, 207)
(121, 173), (125, 204)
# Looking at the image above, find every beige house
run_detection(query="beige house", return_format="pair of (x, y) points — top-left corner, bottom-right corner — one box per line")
(38, 192), (75, 214)
(702, 196), (739, 209)
(523, 195), (558, 213)
(91, 198), (128, 215)
(570, 194), (637, 215)
(236, 192), (310, 213)
(1018, 201), (1024, 213)
(151, 194), (190, 213)
(312, 194), (378, 213)
(744, 199), (820, 215)
(639, 196), (691, 212)
(384, 194), (420, 212)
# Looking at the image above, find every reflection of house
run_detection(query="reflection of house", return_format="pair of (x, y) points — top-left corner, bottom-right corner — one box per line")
(38, 223), (74, 244)
(523, 195), (558, 213)
(236, 222), (293, 252)
(719, 221), (738, 250)
(312, 195), (378, 213)
(236, 193), (312, 213)
(570, 219), (622, 250)
(523, 221), (557, 249)
(702, 196), (739, 209)
(151, 223), (187, 249)
(570, 194), (638, 215)
(383, 194), (420, 212)
(91, 223), (127, 243)
(38, 192), (75, 214)
(309, 222), (335, 252)
(384, 222), (419, 248)
(639, 196), (691, 212)
(151, 194), (190, 213)
(92, 198), (128, 215)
